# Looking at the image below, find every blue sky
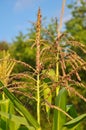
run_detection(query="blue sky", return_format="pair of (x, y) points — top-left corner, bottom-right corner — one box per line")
(0, 0), (73, 43)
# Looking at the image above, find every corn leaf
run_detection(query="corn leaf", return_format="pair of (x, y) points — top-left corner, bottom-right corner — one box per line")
(2, 85), (40, 129)
(43, 83), (52, 118)
(0, 99), (9, 130)
(66, 105), (81, 130)
(64, 113), (86, 129)
(0, 111), (35, 130)
(52, 87), (67, 130)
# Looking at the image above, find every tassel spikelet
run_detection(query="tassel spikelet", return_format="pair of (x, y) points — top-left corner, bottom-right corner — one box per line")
(36, 8), (41, 73)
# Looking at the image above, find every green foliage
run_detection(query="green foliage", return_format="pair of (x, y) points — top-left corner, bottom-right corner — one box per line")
(3, 86), (40, 130)
(52, 88), (86, 130)
(66, 2), (86, 128)
(43, 83), (52, 118)
(52, 88), (67, 130)
(0, 52), (17, 130)
(66, 0), (86, 44)
(66, 105), (81, 130)
(66, 105), (78, 118)
(9, 32), (36, 72)
(0, 111), (31, 130)
(64, 114), (86, 130)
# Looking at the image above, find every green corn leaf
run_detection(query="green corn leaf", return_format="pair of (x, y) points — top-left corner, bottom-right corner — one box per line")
(0, 99), (9, 113)
(7, 100), (16, 130)
(0, 111), (35, 130)
(66, 105), (81, 130)
(43, 83), (52, 118)
(9, 120), (20, 130)
(47, 69), (56, 81)
(0, 99), (10, 130)
(52, 87), (67, 130)
(2, 86), (40, 129)
(66, 105), (78, 118)
(64, 113), (86, 129)
(0, 80), (4, 87)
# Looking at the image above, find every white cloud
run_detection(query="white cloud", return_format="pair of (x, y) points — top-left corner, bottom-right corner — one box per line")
(14, 0), (34, 11)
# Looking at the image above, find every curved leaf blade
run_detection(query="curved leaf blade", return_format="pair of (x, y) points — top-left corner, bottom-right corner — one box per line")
(64, 113), (86, 129)
(0, 111), (35, 130)
(52, 87), (67, 130)
(2, 86), (40, 129)
(43, 83), (52, 118)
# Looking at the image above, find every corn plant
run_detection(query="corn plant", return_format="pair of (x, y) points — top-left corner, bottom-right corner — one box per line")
(0, 52), (39, 130)
(0, 51), (16, 130)
(0, 1), (86, 130)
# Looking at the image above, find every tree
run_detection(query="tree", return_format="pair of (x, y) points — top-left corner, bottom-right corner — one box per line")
(65, 0), (86, 78)
(65, 1), (86, 128)
(9, 32), (36, 72)
(66, 0), (86, 44)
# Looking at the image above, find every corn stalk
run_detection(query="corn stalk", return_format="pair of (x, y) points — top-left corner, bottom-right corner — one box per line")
(55, 0), (66, 95)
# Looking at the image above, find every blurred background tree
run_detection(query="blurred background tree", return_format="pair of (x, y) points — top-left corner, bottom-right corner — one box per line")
(65, 0), (86, 81)
(65, 1), (86, 129)
(9, 32), (36, 72)
(65, 0), (86, 44)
